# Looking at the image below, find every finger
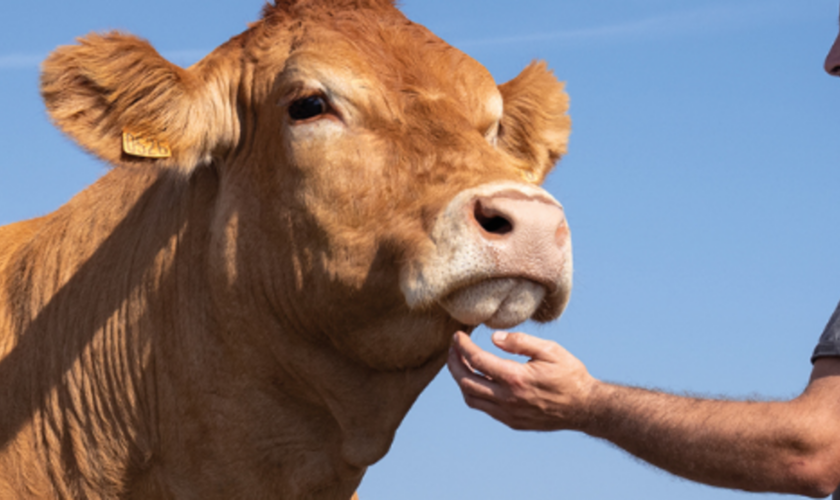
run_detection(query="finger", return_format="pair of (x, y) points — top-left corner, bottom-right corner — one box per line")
(446, 345), (478, 381)
(461, 393), (513, 424)
(447, 347), (498, 400)
(491, 331), (564, 362)
(452, 331), (522, 382)
(463, 396), (539, 430)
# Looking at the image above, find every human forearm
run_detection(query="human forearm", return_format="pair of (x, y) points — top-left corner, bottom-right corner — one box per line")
(448, 332), (840, 497)
(581, 381), (835, 496)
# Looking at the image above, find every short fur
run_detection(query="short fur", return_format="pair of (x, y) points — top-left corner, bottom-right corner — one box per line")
(0, 0), (571, 498)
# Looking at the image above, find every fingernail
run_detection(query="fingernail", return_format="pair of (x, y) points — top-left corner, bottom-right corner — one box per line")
(493, 332), (508, 343)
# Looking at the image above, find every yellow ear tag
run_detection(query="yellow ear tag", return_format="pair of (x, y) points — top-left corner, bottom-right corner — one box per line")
(122, 131), (172, 159)
(520, 169), (538, 184)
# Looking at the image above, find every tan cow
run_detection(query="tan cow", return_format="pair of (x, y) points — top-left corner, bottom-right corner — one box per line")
(0, 0), (572, 498)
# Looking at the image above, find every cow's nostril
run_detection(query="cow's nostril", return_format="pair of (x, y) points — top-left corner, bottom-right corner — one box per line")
(474, 200), (513, 235)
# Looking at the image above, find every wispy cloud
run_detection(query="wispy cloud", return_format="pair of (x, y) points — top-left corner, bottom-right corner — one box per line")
(454, 2), (792, 48)
(0, 2), (798, 70)
(0, 54), (44, 70)
(0, 49), (209, 71)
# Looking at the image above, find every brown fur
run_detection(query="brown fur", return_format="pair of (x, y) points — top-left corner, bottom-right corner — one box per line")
(0, 0), (570, 498)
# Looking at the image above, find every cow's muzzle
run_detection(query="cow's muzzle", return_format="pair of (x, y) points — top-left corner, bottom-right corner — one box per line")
(400, 182), (572, 329)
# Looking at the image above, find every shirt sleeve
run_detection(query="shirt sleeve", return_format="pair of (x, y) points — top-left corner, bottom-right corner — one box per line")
(812, 301), (840, 363)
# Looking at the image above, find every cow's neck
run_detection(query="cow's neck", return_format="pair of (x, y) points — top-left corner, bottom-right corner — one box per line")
(233, 314), (449, 466)
(190, 173), (455, 495)
(200, 235), (451, 493)
(200, 310), (449, 492)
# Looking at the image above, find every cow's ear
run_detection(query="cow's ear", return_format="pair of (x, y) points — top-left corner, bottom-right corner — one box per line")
(40, 32), (237, 173)
(498, 62), (571, 184)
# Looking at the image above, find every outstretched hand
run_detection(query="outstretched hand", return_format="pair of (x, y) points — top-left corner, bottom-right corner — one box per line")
(447, 331), (597, 431)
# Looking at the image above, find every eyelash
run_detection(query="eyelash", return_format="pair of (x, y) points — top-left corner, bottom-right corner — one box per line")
(288, 95), (328, 122)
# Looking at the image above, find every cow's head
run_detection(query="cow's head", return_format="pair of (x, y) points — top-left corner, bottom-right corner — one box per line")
(40, 0), (571, 371)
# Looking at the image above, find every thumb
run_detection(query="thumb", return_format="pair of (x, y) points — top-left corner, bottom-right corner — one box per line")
(492, 331), (558, 361)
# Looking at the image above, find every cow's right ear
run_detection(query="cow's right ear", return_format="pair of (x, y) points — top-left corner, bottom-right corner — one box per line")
(497, 61), (571, 185)
(40, 32), (237, 173)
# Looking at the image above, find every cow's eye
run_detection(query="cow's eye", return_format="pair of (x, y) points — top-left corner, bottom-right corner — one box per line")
(289, 96), (327, 121)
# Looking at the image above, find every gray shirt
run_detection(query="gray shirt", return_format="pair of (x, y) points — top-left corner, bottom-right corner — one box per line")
(811, 301), (840, 499)
(813, 301), (840, 362)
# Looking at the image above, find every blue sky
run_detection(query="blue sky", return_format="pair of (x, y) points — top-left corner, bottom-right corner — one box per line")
(1, 1), (838, 499)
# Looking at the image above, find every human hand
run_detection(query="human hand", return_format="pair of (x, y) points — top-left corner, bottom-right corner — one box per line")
(447, 331), (597, 431)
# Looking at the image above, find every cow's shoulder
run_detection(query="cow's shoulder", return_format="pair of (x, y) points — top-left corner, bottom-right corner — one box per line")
(0, 217), (46, 275)
(0, 217), (47, 357)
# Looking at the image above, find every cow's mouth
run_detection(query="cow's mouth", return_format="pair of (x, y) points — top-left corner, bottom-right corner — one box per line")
(401, 182), (572, 329)
(438, 278), (547, 329)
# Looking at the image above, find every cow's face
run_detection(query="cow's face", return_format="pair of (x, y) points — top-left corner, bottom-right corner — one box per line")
(40, 0), (571, 371)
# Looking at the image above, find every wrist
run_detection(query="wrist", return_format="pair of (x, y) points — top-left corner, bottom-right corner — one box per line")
(573, 379), (616, 436)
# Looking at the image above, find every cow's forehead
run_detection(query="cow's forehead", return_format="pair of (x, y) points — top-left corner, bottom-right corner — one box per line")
(279, 15), (503, 126)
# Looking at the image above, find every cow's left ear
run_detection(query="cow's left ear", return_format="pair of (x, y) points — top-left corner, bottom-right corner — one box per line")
(40, 32), (237, 172)
(498, 61), (571, 184)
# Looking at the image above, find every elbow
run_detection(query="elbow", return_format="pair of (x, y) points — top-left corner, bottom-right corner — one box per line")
(798, 484), (837, 499)
(796, 480), (838, 499)
(788, 457), (840, 498)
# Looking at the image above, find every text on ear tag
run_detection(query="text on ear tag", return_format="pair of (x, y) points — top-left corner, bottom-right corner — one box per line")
(122, 131), (172, 159)
(519, 169), (538, 183)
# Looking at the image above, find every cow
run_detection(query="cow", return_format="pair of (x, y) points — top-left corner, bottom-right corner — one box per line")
(0, 0), (572, 498)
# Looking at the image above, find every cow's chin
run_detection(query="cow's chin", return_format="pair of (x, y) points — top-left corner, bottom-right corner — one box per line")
(439, 278), (546, 329)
